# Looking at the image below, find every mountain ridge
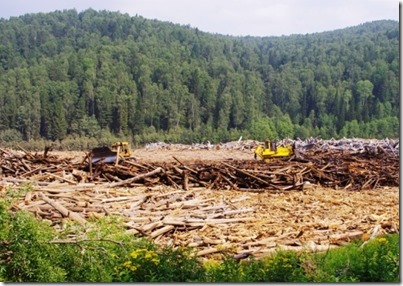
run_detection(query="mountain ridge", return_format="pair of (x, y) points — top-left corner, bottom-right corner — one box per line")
(0, 10), (398, 144)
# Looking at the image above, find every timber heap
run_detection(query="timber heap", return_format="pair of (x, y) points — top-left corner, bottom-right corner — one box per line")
(0, 138), (399, 259)
(0, 138), (399, 191)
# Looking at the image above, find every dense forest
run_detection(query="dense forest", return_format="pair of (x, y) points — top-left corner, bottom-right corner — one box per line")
(0, 9), (399, 147)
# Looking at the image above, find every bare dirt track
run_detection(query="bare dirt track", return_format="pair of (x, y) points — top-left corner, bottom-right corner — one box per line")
(4, 147), (398, 260)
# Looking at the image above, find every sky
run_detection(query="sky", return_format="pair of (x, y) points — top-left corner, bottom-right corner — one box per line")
(0, 0), (399, 37)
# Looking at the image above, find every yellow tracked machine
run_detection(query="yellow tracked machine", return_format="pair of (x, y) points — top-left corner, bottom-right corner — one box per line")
(254, 140), (295, 162)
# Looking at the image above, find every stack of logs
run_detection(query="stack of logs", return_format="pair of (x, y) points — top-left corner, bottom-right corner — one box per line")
(0, 139), (399, 191)
(12, 184), (398, 259)
(0, 139), (399, 259)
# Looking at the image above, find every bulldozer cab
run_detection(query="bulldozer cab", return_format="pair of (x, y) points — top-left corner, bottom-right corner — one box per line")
(111, 141), (132, 157)
(264, 140), (277, 152)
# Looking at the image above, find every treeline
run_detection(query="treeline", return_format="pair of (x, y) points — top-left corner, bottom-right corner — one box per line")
(0, 9), (399, 146)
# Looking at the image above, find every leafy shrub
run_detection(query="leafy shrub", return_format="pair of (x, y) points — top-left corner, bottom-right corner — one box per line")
(0, 210), (67, 282)
(260, 250), (308, 282)
(0, 129), (23, 144)
(202, 255), (243, 282)
(310, 236), (399, 282)
(117, 246), (203, 282)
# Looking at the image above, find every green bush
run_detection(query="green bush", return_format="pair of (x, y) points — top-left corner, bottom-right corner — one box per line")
(1, 211), (67, 282)
(203, 255), (243, 282)
(259, 251), (308, 282)
(117, 246), (203, 282)
(310, 236), (399, 282)
(0, 129), (23, 144)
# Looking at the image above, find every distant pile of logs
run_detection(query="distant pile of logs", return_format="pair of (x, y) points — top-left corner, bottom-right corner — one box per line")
(145, 137), (399, 154)
(145, 137), (258, 151)
(0, 138), (399, 191)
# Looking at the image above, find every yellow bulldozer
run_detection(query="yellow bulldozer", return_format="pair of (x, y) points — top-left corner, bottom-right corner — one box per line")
(90, 141), (132, 164)
(254, 140), (295, 162)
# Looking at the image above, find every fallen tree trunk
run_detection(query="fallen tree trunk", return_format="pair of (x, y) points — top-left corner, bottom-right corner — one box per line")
(108, 167), (163, 188)
(39, 192), (87, 225)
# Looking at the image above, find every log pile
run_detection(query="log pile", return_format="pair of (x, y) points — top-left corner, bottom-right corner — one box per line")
(10, 184), (399, 259)
(0, 138), (399, 191)
(145, 137), (399, 154)
(0, 139), (399, 259)
(145, 137), (258, 151)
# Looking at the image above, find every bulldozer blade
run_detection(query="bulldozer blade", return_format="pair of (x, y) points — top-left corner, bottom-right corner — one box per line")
(91, 147), (118, 164)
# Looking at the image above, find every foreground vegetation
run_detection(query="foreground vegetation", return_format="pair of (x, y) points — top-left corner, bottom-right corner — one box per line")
(0, 185), (399, 282)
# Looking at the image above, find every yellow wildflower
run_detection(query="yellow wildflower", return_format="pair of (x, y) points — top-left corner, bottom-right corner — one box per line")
(377, 237), (387, 244)
(144, 252), (153, 259)
(203, 259), (221, 271)
(123, 261), (132, 268)
(130, 265), (137, 271)
(130, 250), (139, 259)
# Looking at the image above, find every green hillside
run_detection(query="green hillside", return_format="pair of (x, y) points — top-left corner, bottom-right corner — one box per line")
(0, 9), (399, 145)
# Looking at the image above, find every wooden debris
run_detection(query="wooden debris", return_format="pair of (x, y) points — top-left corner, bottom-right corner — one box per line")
(39, 192), (87, 225)
(0, 138), (399, 191)
(0, 138), (399, 260)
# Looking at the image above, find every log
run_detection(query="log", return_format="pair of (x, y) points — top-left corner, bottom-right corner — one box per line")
(46, 172), (77, 185)
(123, 160), (149, 170)
(34, 184), (97, 193)
(196, 247), (220, 257)
(24, 192), (32, 204)
(109, 167), (163, 188)
(207, 208), (255, 219)
(162, 221), (206, 227)
(142, 221), (164, 232)
(222, 162), (281, 189)
(202, 236), (225, 245)
(172, 156), (197, 174)
(150, 225), (175, 238)
(183, 171), (189, 191)
(329, 231), (364, 242)
(197, 217), (255, 224)
(39, 192), (87, 225)
(0, 178), (50, 186)
(101, 194), (148, 203)
(21, 167), (44, 177)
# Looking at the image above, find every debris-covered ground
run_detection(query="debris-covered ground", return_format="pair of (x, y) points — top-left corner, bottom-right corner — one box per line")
(0, 138), (399, 259)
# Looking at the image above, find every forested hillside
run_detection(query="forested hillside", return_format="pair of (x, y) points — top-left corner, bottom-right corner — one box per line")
(0, 9), (399, 146)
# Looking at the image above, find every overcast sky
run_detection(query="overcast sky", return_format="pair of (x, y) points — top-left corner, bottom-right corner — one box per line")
(0, 0), (399, 36)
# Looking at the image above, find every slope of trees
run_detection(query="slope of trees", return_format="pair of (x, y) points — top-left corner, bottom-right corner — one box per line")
(0, 10), (399, 145)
